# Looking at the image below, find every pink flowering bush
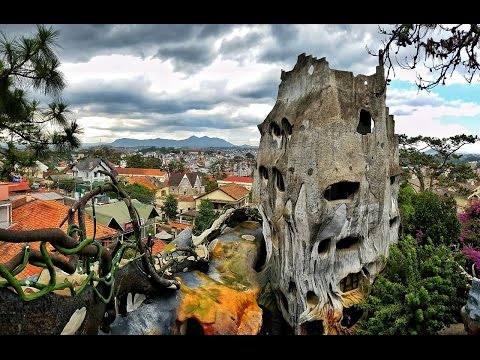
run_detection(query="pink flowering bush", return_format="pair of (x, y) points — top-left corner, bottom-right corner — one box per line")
(458, 198), (480, 272)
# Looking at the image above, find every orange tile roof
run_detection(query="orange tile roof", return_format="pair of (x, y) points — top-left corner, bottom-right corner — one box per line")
(0, 241), (67, 278)
(219, 183), (250, 200)
(10, 199), (118, 240)
(1, 200), (119, 278)
(0, 181), (31, 192)
(126, 176), (157, 190)
(167, 222), (192, 230)
(151, 239), (167, 255)
(116, 168), (166, 177)
(221, 176), (253, 184)
(175, 195), (195, 202)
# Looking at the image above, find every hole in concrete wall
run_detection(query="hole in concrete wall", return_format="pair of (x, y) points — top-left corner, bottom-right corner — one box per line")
(308, 64), (314, 75)
(390, 175), (397, 185)
(281, 117), (293, 135)
(339, 272), (361, 292)
(336, 236), (360, 250)
(317, 238), (330, 254)
(307, 168), (313, 176)
(304, 320), (324, 335)
(185, 318), (204, 335)
(288, 281), (297, 296)
(323, 181), (359, 201)
(361, 266), (370, 278)
(341, 305), (364, 328)
(254, 235), (267, 272)
(259, 165), (269, 180)
(306, 291), (319, 308)
(280, 292), (289, 312)
(356, 109), (372, 135)
(270, 122), (282, 137)
(273, 167), (285, 192)
(389, 216), (399, 227)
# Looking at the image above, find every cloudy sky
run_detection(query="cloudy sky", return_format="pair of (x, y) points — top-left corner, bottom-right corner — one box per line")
(1, 24), (480, 151)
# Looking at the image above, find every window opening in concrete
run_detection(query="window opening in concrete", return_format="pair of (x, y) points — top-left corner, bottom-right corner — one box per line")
(270, 122), (281, 137)
(185, 318), (204, 335)
(356, 109), (372, 135)
(341, 305), (363, 328)
(304, 320), (324, 335)
(282, 117), (293, 135)
(339, 272), (361, 292)
(324, 181), (359, 201)
(317, 238), (330, 254)
(259, 165), (269, 180)
(336, 236), (360, 250)
(273, 167), (285, 191)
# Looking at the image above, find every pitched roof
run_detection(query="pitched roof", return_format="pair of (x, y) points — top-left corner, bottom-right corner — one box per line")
(84, 199), (159, 231)
(0, 241), (59, 278)
(1, 181), (31, 192)
(168, 172), (204, 187)
(74, 158), (118, 176)
(175, 195), (195, 202)
(10, 199), (118, 240)
(167, 222), (192, 230)
(126, 176), (157, 190)
(218, 183), (250, 200)
(221, 176), (253, 184)
(1, 200), (119, 278)
(116, 168), (166, 177)
(31, 192), (64, 201)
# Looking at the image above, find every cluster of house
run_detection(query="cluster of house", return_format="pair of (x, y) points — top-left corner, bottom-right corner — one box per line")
(0, 157), (254, 278)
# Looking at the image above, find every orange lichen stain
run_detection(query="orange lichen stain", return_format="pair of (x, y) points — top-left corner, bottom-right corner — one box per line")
(177, 272), (262, 335)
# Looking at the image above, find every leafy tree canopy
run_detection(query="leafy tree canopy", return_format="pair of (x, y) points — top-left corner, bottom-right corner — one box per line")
(193, 199), (219, 236)
(398, 187), (460, 246)
(399, 134), (478, 193)
(161, 194), (178, 222)
(0, 25), (82, 180)
(124, 182), (155, 204)
(357, 235), (469, 335)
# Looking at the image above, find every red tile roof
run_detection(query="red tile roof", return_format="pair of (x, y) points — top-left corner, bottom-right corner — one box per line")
(116, 168), (166, 177)
(221, 176), (253, 184)
(126, 176), (157, 190)
(10, 199), (118, 240)
(219, 183), (250, 200)
(0, 241), (57, 278)
(151, 239), (167, 254)
(175, 195), (195, 202)
(167, 222), (192, 230)
(0, 181), (31, 192)
(0, 200), (119, 278)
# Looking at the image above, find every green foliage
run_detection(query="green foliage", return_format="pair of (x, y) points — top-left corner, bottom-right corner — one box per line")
(193, 199), (219, 236)
(161, 194), (178, 221)
(124, 182), (155, 204)
(0, 25), (82, 181)
(167, 159), (186, 173)
(398, 185), (460, 246)
(399, 134), (478, 192)
(398, 184), (416, 229)
(204, 177), (218, 193)
(58, 178), (75, 192)
(357, 235), (469, 335)
(123, 153), (163, 169)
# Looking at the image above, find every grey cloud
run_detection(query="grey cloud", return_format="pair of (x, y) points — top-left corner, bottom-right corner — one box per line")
(259, 24), (384, 75)
(219, 31), (264, 58)
(0, 24), (233, 70)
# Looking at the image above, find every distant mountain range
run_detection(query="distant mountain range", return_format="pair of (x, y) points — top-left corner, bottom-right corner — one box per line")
(82, 136), (257, 149)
